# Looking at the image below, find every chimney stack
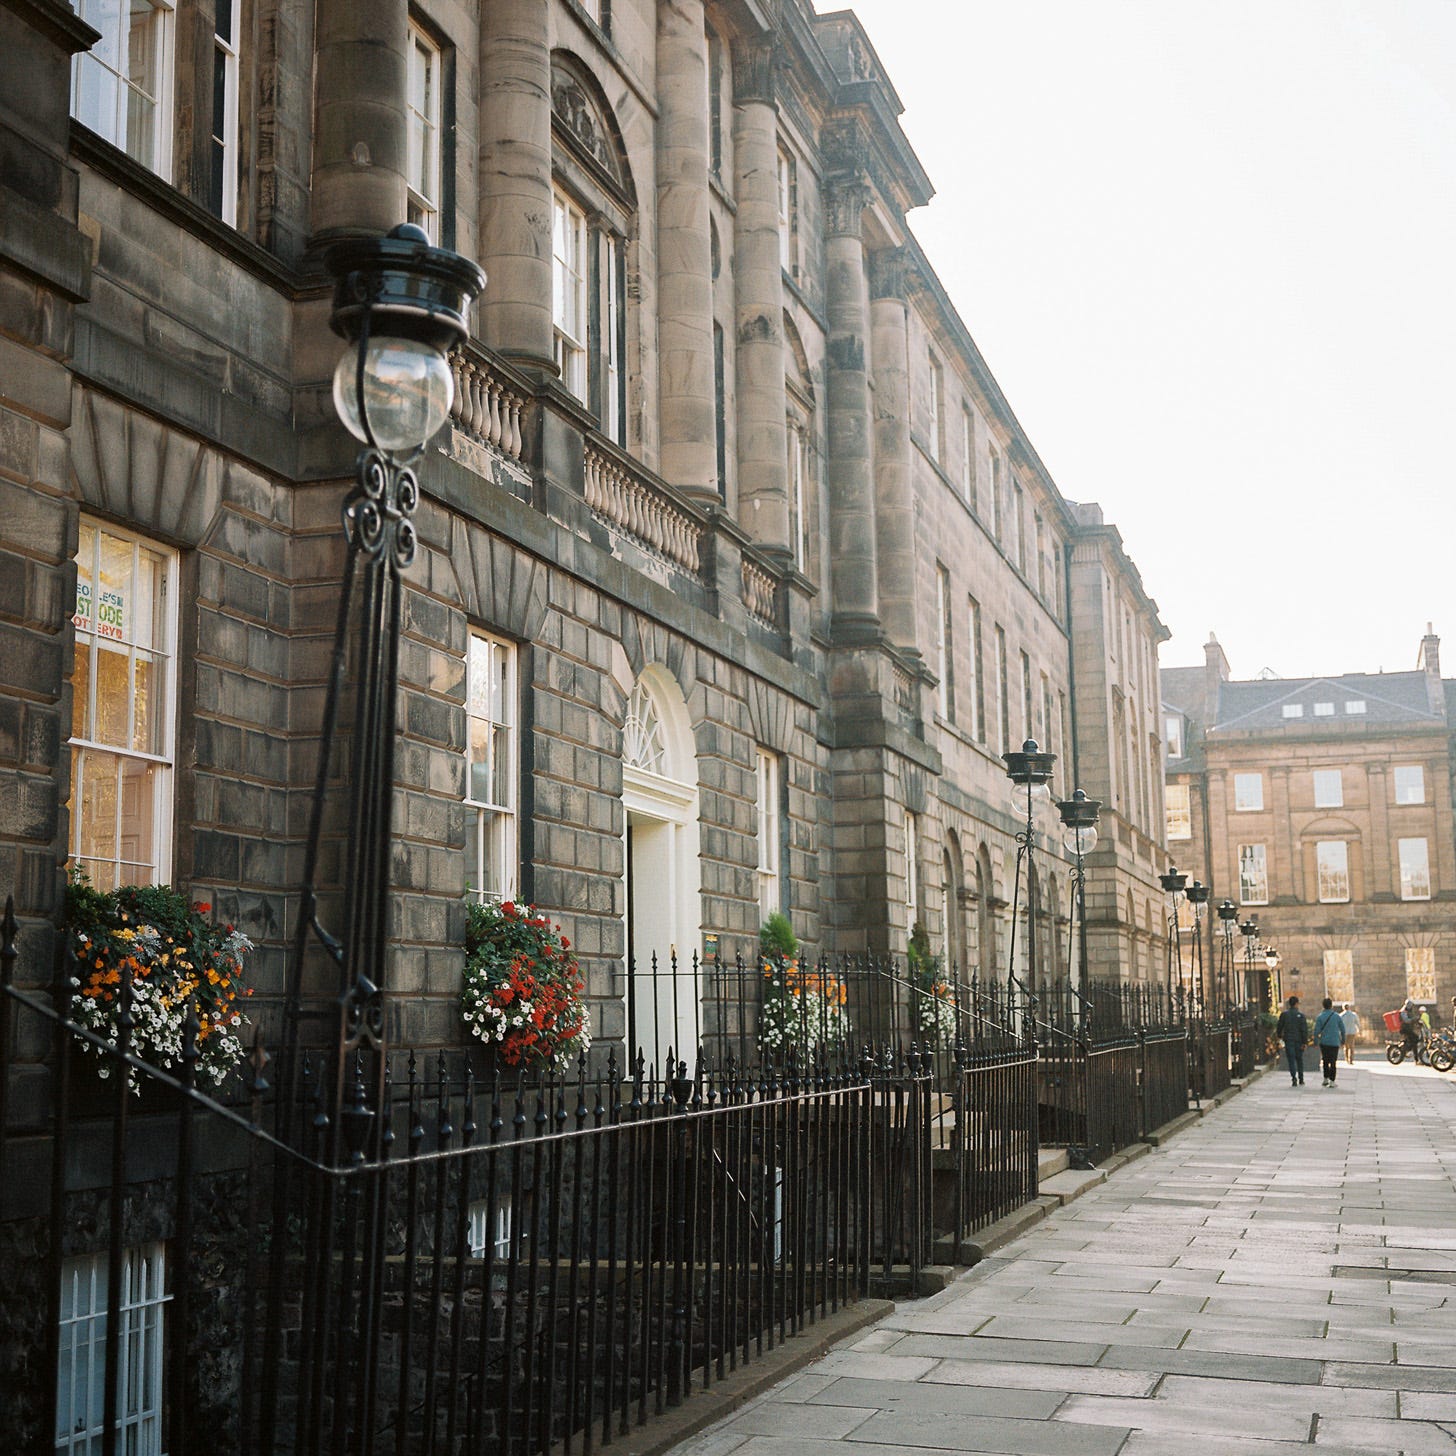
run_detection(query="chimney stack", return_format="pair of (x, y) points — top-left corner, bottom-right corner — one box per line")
(1421, 624), (1443, 714)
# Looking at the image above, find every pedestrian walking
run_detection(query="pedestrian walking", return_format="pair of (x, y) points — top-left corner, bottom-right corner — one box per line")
(1314, 997), (1346, 1086)
(1339, 1003), (1361, 1064)
(1276, 994), (1309, 1086)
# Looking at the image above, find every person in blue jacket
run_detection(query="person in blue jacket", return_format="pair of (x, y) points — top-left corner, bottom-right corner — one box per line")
(1313, 996), (1347, 1087)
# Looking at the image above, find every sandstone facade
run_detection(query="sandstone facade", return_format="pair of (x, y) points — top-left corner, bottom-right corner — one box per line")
(0, 0), (1171, 1092)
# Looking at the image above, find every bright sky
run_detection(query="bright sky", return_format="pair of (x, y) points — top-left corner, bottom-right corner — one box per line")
(834, 0), (1456, 681)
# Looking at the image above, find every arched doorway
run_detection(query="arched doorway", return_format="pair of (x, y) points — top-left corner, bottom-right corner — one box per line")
(943, 832), (966, 978)
(622, 667), (701, 1076)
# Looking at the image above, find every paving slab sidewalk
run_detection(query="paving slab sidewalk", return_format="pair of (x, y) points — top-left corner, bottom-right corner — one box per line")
(666, 1053), (1456, 1455)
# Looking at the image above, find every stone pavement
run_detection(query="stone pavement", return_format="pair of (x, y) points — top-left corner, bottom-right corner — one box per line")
(669, 1054), (1456, 1456)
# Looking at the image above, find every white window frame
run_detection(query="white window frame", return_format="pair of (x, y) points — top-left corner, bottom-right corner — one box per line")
(603, 231), (623, 444)
(1399, 837), (1431, 901)
(407, 24), (442, 241)
(905, 809), (919, 930)
(1316, 840), (1350, 903)
(787, 418), (810, 573)
(1164, 714), (1182, 759)
(210, 0), (239, 223)
(552, 189), (589, 402)
(1314, 701), (1334, 717)
(967, 597), (983, 743)
(1282, 703), (1303, 719)
(994, 626), (1009, 755)
(57, 1243), (168, 1455)
(960, 407), (975, 505)
(69, 519), (177, 890)
(71, 0), (175, 178)
(927, 352), (943, 463)
(1166, 784), (1192, 841)
(756, 748), (781, 920)
(776, 147), (797, 276)
(1312, 769), (1343, 809)
(1238, 843), (1268, 905)
(465, 630), (519, 905)
(467, 1197), (514, 1260)
(1394, 765), (1425, 805)
(935, 566), (951, 721)
(1234, 772), (1264, 812)
(1345, 700), (1366, 715)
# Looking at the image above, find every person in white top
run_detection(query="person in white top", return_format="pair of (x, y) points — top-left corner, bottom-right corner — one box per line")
(1339, 1003), (1361, 1065)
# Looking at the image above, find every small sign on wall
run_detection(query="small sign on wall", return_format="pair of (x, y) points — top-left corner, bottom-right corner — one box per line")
(703, 933), (719, 964)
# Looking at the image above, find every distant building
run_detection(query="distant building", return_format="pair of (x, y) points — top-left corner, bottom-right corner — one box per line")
(1162, 629), (1455, 1021)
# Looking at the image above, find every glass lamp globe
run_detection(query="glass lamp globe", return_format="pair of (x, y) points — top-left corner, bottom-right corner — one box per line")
(1061, 822), (1098, 857)
(333, 335), (455, 453)
(1010, 779), (1053, 814)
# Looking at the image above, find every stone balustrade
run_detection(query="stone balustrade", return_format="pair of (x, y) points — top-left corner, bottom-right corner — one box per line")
(741, 557), (778, 627)
(583, 444), (703, 575)
(449, 349), (526, 463)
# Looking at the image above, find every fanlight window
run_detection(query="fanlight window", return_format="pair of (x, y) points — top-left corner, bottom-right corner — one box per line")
(624, 680), (666, 775)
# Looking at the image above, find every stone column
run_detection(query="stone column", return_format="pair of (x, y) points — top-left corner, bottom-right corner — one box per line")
(824, 181), (878, 636)
(311, 0), (408, 240)
(869, 248), (917, 652)
(730, 38), (788, 551)
(477, 0), (555, 371)
(656, 0), (718, 501)
(1271, 767), (1298, 901)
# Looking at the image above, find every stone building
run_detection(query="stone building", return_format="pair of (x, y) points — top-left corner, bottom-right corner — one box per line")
(0, 0), (1172, 1107)
(1162, 629), (1456, 1021)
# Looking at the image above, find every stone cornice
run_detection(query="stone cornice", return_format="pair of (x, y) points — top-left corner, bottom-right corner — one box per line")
(3, 0), (99, 54)
(71, 123), (304, 293)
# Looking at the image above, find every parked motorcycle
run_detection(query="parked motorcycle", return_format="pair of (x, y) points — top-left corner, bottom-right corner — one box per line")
(1385, 1029), (1456, 1072)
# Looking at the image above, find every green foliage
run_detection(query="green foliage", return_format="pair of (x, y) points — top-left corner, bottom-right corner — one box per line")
(759, 911), (799, 964)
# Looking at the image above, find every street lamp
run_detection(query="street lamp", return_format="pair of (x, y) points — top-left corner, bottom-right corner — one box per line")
(1264, 946), (1281, 1008)
(1159, 865), (1188, 1016)
(1216, 898), (1239, 1018)
(1185, 879), (1210, 1017)
(283, 224), (485, 1104)
(1003, 738), (1056, 1034)
(1056, 789), (1100, 1016)
(1239, 916), (1260, 1010)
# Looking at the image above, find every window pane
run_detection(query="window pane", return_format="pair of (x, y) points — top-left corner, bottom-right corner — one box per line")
(1316, 841), (1349, 902)
(1407, 947), (1436, 1002)
(1399, 838), (1431, 900)
(1234, 773), (1263, 811)
(1166, 784), (1191, 840)
(1395, 766), (1424, 804)
(1312, 770), (1342, 808)
(1238, 844), (1267, 903)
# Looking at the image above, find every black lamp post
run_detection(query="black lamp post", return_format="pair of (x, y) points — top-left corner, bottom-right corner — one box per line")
(1216, 898), (1239, 1018)
(1239, 916), (1259, 1010)
(1185, 879), (1210, 1017)
(282, 223), (485, 1124)
(1159, 865), (1188, 1016)
(1003, 738), (1056, 1034)
(1056, 789), (1100, 1006)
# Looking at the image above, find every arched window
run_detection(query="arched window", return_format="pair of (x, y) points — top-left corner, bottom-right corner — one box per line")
(551, 55), (634, 445)
(944, 833), (966, 978)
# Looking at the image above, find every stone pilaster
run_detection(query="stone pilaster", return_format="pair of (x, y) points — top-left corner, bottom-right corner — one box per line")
(656, 0), (718, 502)
(869, 248), (917, 654)
(730, 39), (788, 552)
(824, 180), (878, 637)
(311, 0), (408, 240)
(477, 0), (554, 371)
(1271, 766), (1298, 902)
(1366, 763), (1393, 899)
